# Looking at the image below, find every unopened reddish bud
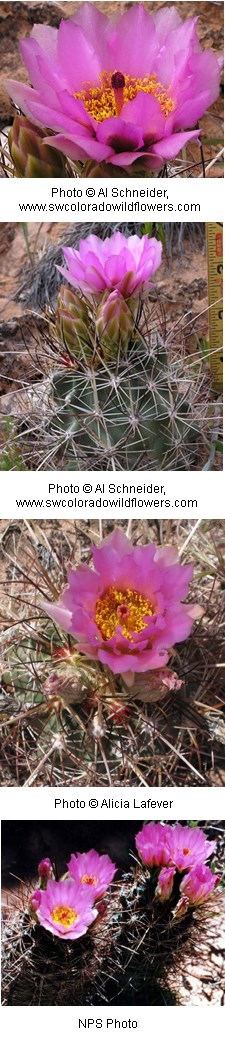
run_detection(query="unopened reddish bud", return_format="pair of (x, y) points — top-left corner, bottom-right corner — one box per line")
(94, 899), (108, 918)
(38, 858), (52, 879)
(29, 889), (41, 912)
(155, 867), (175, 903)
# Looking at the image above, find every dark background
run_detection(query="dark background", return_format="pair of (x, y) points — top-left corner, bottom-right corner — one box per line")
(2, 820), (223, 887)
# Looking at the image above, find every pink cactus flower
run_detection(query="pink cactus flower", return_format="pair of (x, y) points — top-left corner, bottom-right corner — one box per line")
(166, 824), (216, 872)
(67, 849), (117, 899)
(135, 823), (171, 867)
(155, 866), (176, 902)
(41, 529), (200, 677)
(38, 857), (53, 880)
(35, 879), (97, 939)
(179, 863), (220, 906)
(4, 4), (222, 173)
(57, 232), (162, 300)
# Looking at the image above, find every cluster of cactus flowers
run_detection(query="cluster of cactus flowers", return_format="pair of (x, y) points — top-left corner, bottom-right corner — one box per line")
(4, 3), (223, 177)
(49, 228), (203, 471)
(135, 822), (220, 915)
(2, 821), (224, 1006)
(28, 825), (220, 946)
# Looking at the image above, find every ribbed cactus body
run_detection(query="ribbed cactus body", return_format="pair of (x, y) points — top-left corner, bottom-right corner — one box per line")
(3, 913), (102, 1006)
(50, 338), (196, 470)
(50, 288), (198, 469)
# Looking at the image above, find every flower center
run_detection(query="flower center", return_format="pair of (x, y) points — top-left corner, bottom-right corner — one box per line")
(73, 70), (174, 122)
(81, 874), (98, 886)
(183, 848), (191, 856)
(51, 904), (78, 927)
(95, 586), (153, 641)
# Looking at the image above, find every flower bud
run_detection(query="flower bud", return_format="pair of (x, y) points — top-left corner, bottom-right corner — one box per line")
(55, 284), (92, 359)
(130, 668), (184, 703)
(29, 889), (42, 915)
(44, 672), (61, 699)
(94, 899), (108, 918)
(38, 858), (53, 883)
(155, 867), (175, 903)
(8, 115), (67, 177)
(96, 290), (134, 358)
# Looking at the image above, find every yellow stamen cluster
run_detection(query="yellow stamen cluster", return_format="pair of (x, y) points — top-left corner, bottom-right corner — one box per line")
(51, 904), (78, 927)
(74, 71), (174, 122)
(81, 874), (98, 885)
(95, 586), (153, 641)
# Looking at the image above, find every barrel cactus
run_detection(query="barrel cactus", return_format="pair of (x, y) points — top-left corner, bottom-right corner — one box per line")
(50, 310), (197, 470)
(48, 229), (199, 469)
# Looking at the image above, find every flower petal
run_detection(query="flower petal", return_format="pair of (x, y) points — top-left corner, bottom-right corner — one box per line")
(97, 116), (144, 152)
(150, 128), (200, 160)
(71, 2), (110, 68)
(57, 20), (101, 90)
(108, 4), (158, 78)
(31, 23), (58, 60)
(44, 133), (114, 163)
(123, 92), (166, 143)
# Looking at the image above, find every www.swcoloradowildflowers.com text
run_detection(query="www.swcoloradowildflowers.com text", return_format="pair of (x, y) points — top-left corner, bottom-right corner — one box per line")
(15, 495), (198, 509)
(18, 198), (201, 215)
